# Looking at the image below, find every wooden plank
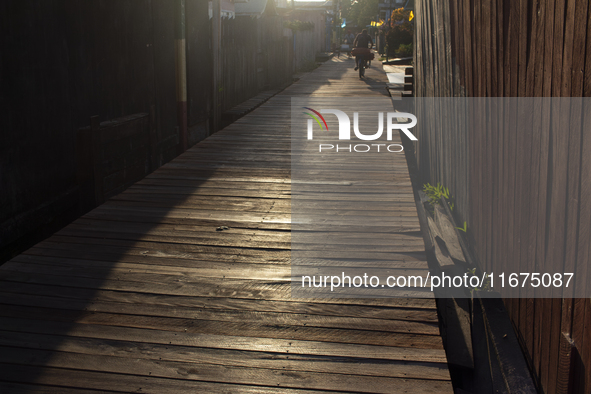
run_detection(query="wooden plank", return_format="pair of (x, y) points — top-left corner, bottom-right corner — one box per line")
(0, 291), (440, 336)
(583, 299), (591, 394)
(7, 256), (430, 282)
(556, 329), (576, 394)
(0, 331), (450, 380)
(556, 23), (585, 388)
(574, 92), (591, 394)
(524, 0), (545, 363)
(0, 268), (435, 302)
(39, 235), (427, 264)
(0, 346), (452, 394)
(544, 0), (570, 381)
(0, 285), (437, 321)
(0, 316), (447, 363)
(0, 382), (104, 394)
(0, 363), (349, 394)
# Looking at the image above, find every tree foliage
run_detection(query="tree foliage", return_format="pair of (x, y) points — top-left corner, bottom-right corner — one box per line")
(341, 0), (379, 28)
(389, 7), (412, 27)
(385, 7), (413, 56)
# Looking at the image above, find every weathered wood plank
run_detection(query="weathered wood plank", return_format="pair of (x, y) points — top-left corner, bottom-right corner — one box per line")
(0, 331), (451, 380)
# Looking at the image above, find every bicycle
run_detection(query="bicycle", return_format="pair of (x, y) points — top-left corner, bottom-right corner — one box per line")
(358, 57), (368, 78)
(351, 48), (374, 79)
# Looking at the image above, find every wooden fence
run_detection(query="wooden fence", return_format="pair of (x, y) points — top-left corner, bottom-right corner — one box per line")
(286, 10), (327, 72)
(220, 15), (293, 113)
(0, 0), (181, 262)
(76, 110), (157, 213)
(413, 1), (591, 393)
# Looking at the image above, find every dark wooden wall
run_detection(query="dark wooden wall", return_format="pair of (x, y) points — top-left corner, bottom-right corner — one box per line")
(152, 0), (185, 158)
(413, 1), (591, 393)
(186, 0), (214, 144)
(1, 0), (297, 263)
(0, 0), (178, 262)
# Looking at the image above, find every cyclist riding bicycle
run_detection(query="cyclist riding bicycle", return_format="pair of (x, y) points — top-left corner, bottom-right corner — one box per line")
(353, 29), (374, 71)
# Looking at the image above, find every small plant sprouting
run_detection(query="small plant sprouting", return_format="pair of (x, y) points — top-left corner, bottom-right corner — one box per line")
(467, 267), (491, 295)
(456, 221), (467, 232)
(423, 182), (455, 211)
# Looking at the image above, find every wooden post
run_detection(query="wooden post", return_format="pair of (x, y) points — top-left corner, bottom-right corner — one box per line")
(90, 116), (104, 206)
(149, 104), (158, 172)
(556, 332), (576, 394)
(211, 0), (221, 134)
(175, 0), (188, 152)
(76, 126), (93, 214)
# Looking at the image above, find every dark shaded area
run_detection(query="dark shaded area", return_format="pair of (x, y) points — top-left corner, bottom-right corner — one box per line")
(1, 0), (297, 263)
(0, 0), (182, 262)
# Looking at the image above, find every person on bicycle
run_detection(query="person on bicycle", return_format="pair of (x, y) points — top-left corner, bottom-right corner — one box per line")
(344, 30), (355, 57)
(353, 29), (373, 71)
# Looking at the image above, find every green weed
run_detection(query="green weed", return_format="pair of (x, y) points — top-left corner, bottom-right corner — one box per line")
(423, 182), (454, 211)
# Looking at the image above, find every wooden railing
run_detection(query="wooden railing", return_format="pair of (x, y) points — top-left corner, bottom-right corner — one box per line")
(76, 107), (157, 212)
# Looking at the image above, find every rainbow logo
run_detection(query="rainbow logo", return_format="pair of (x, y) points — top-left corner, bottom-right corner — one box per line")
(303, 107), (328, 131)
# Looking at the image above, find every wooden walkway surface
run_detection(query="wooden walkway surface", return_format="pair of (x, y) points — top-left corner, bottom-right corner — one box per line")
(0, 57), (452, 393)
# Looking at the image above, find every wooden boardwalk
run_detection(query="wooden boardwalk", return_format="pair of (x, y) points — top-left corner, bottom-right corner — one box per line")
(0, 57), (452, 393)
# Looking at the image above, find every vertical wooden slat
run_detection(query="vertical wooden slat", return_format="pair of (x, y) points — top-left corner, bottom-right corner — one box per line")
(495, 0), (504, 97)
(513, 0), (527, 330)
(570, 0), (589, 98)
(505, 0), (519, 308)
(525, 1), (545, 374)
(547, 2), (571, 391)
(482, 0), (492, 280)
(573, 102), (591, 394)
(149, 105), (158, 172)
(473, 0), (482, 97)
(542, 0), (556, 97)
(585, 0), (591, 98)
(559, 0), (586, 377)
(536, 0), (556, 388)
(211, 0), (221, 133)
(90, 116), (104, 206)
(556, 332), (576, 394)
(76, 126), (94, 215)
(462, 0), (473, 96)
(583, 300), (591, 394)
(518, 0), (538, 360)
(492, 0), (504, 290)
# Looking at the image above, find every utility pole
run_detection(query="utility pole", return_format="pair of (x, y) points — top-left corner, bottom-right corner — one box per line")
(175, 0), (188, 152)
